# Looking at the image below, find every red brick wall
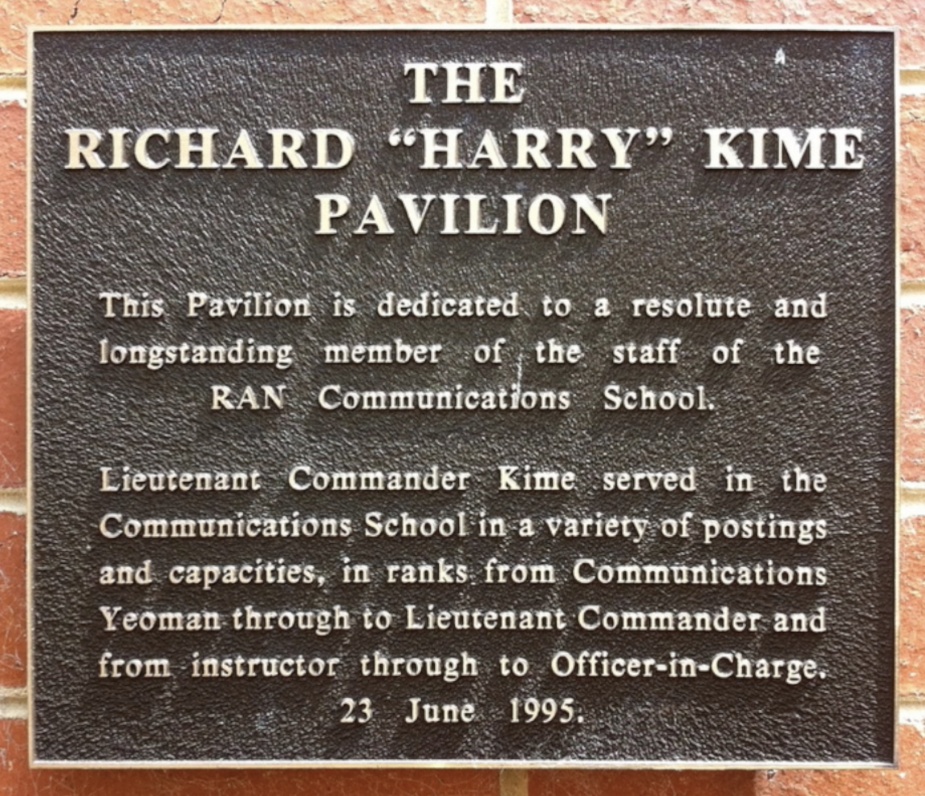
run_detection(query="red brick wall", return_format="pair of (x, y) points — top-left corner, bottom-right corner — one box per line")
(1, 3), (922, 794)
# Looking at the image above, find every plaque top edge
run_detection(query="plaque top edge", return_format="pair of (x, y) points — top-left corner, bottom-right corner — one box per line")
(26, 23), (900, 35)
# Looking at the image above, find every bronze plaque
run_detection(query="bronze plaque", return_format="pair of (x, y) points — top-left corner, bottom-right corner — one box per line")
(29, 28), (896, 766)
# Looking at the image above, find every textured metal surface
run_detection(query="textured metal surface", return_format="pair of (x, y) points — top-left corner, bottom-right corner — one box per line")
(30, 29), (895, 765)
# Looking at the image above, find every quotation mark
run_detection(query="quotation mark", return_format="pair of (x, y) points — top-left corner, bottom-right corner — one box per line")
(389, 128), (418, 147)
(645, 126), (673, 146)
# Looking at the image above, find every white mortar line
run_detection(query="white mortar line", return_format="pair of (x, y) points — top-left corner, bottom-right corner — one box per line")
(900, 702), (925, 738)
(0, 61), (921, 86)
(0, 687), (27, 720)
(901, 484), (925, 519)
(0, 490), (26, 515)
(485, 0), (514, 24)
(0, 65), (921, 102)
(900, 282), (925, 309)
(0, 290), (27, 309)
(0, 74), (25, 106)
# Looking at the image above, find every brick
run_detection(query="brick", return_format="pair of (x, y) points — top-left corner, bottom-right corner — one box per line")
(0, 513), (25, 688)
(530, 770), (757, 796)
(0, 720), (499, 795)
(0, 0), (485, 74)
(902, 518), (925, 696)
(902, 96), (925, 280)
(529, 726), (925, 796)
(514, 0), (925, 67)
(754, 723), (925, 795)
(902, 308), (925, 481)
(0, 311), (25, 490)
(0, 101), (26, 280)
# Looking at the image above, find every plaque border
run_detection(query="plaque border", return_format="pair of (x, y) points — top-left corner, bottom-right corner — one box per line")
(25, 23), (900, 770)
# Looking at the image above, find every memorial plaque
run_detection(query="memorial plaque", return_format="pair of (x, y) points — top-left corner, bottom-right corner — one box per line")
(29, 28), (896, 766)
